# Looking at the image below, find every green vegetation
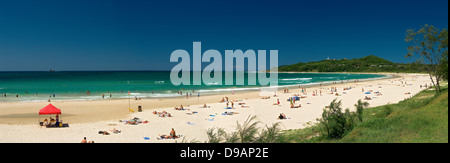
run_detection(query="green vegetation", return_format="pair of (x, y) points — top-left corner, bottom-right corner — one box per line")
(405, 24), (448, 94)
(281, 87), (448, 143)
(278, 55), (429, 73)
(316, 99), (359, 139)
(196, 86), (447, 143)
(197, 24), (448, 143)
(203, 115), (284, 143)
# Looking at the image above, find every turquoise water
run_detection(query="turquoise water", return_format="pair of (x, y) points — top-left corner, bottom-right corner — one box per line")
(0, 71), (387, 102)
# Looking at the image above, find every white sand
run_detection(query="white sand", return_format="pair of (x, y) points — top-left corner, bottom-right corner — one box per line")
(0, 73), (431, 143)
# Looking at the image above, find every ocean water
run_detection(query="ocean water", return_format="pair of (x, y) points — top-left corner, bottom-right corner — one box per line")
(0, 71), (387, 102)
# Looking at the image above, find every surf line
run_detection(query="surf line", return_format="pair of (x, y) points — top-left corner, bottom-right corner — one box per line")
(169, 42), (279, 87)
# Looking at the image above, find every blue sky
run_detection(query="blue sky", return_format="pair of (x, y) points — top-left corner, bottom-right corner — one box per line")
(0, 0), (448, 71)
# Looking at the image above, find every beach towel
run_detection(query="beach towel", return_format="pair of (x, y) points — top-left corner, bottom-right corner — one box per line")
(224, 107), (232, 109)
(187, 122), (195, 125)
(143, 137), (150, 140)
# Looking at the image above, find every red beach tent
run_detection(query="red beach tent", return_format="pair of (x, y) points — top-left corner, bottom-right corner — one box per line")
(39, 103), (61, 115)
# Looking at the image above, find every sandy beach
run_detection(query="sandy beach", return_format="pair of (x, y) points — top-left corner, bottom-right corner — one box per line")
(0, 73), (432, 143)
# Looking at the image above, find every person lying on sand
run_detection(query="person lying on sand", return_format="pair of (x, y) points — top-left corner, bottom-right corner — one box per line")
(158, 134), (172, 139)
(241, 105), (250, 108)
(223, 111), (239, 115)
(154, 111), (172, 117)
(186, 111), (198, 115)
(262, 96), (271, 99)
(375, 91), (382, 96)
(98, 131), (110, 135)
(404, 92), (411, 95)
(278, 113), (287, 120)
(201, 104), (210, 108)
(110, 128), (121, 134)
(175, 105), (187, 110)
(364, 96), (372, 100)
(125, 119), (137, 125)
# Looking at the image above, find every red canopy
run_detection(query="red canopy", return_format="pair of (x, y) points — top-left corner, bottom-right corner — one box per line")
(39, 104), (61, 115)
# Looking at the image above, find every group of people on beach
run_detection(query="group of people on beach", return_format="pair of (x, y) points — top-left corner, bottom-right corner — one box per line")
(0, 93), (8, 97)
(174, 105), (187, 111)
(42, 115), (60, 127)
(71, 74), (433, 143)
(0, 93), (21, 98)
(81, 128), (179, 142)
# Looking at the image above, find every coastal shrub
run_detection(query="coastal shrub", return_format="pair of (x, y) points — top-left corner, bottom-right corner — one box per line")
(317, 99), (357, 139)
(278, 88), (448, 143)
(257, 122), (283, 143)
(355, 99), (370, 122)
(236, 115), (260, 143)
(205, 115), (284, 143)
(205, 127), (227, 143)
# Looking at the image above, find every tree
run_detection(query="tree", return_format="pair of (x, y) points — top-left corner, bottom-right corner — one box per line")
(405, 25), (448, 94)
(438, 29), (448, 81)
(317, 99), (355, 139)
(355, 99), (370, 122)
(204, 115), (284, 143)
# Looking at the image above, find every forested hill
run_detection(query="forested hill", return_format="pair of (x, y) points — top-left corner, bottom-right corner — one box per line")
(278, 55), (428, 73)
